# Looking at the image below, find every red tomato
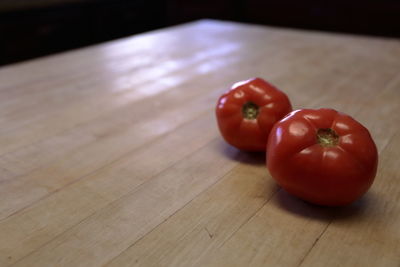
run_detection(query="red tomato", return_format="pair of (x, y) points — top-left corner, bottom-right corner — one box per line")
(216, 78), (292, 151)
(267, 108), (378, 206)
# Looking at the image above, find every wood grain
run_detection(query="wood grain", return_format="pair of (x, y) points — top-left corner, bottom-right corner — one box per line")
(0, 20), (399, 267)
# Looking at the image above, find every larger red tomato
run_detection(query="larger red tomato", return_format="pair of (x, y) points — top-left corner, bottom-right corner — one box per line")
(216, 78), (292, 151)
(267, 108), (378, 206)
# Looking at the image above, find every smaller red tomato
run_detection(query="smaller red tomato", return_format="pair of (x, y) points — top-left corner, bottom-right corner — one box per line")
(267, 108), (378, 206)
(216, 78), (292, 151)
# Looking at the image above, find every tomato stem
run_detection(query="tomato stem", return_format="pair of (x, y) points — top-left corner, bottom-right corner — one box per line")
(317, 128), (339, 147)
(242, 102), (259, 119)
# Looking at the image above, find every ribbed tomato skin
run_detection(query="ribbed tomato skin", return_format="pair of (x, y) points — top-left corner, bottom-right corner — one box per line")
(216, 77), (292, 151)
(267, 108), (378, 206)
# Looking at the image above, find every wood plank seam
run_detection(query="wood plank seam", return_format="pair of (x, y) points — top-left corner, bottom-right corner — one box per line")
(0, 22), (240, 104)
(0, 112), (223, 265)
(297, 131), (400, 266)
(297, 222), (331, 267)
(290, 77), (400, 267)
(287, 80), (400, 266)
(5, 136), (224, 266)
(0, 42), (247, 144)
(104, 162), (267, 266)
(216, 188), (281, 250)
(0, 53), (228, 143)
(1, 19), (399, 266)
(0, 109), (212, 223)
(189, 60), (400, 267)
(5, 134), (228, 263)
(8, 205), (99, 267)
(0, 80), (227, 218)
(11, 138), (242, 267)
(0, 22), (203, 93)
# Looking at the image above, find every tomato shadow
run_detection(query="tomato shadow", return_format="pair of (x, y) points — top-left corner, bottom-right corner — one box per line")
(273, 188), (375, 222)
(218, 140), (266, 166)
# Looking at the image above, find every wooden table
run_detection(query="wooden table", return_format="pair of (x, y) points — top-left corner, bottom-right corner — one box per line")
(1, 20), (399, 267)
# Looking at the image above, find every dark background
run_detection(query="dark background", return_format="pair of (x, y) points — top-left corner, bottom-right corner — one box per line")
(1, 0), (400, 66)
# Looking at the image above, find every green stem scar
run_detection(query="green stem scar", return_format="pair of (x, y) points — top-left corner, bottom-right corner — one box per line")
(242, 102), (259, 119)
(317, 128), (339, 147)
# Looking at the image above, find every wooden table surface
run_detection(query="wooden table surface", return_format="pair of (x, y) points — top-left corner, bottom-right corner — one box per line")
(1, 20), (399, 267)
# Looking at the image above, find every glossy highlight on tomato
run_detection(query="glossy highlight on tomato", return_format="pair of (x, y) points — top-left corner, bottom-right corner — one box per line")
(267, 108), (378, 206)
(216, 77), (292, 151)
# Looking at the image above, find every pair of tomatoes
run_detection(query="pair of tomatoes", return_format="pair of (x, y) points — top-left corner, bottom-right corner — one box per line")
(216, 78), (378, 206)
